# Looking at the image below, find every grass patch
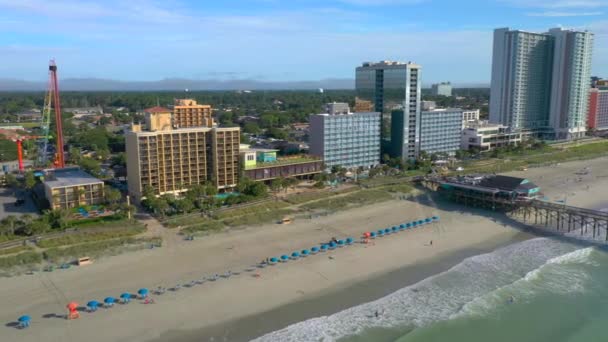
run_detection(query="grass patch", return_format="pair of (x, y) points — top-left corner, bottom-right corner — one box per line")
(37, 226), (145, 248)
(222, 208), (294, 227)
(212, 201), (289, 220)
(68, 215), (128, 228)
(0, 251), (43, 269)
(0, 245), (33, 256)
(164, 214), (208, 228)
(42, 236), (161, 262)
(181, 220), (225, 235)
(302, 189), (392, 212)
(284, 187), (358, 205)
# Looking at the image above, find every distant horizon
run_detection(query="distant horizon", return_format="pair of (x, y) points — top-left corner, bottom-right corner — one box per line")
(0, 77), (491, 92)
(0, 1), (605, 83)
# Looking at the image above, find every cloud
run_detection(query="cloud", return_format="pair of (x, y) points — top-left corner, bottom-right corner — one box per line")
(526, 11), (604, 16)
(501, 0), (606, 8)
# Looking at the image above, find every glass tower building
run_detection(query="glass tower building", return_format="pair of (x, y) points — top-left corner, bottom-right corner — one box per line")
(356, 61), (422, 160)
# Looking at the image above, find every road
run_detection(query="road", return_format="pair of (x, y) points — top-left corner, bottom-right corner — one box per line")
(0, 187), (38, 220)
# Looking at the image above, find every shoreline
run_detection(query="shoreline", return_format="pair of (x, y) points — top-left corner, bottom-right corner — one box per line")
(160, 231), (533, 342)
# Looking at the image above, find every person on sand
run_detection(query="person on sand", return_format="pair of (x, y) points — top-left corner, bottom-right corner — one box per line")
(430, 240), (433, 246)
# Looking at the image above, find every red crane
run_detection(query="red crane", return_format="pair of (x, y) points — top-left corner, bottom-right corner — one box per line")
(47, 60), (65, 168)
(12, 135), (42, 172)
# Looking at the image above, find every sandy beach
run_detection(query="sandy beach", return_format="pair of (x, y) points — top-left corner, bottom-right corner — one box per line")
(1, 156), (606, 342)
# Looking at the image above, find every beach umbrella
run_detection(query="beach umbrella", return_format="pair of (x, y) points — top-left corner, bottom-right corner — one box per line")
(376, 229), (384, 236)
(392, 226), (398, 232)
(138, 288), (149, 298)
(281, 254), (289, 261)
(406, 223), (411, 228)
(370, 232), (377, 238)
(18, 315), (30, 323)
(399, 224), (405, 229)
(363, 232), (371, 238)
(87, 300), (99, 308)
(425, 218), (432, 223)
(336, 239), (344, 247)
(346, 237), (354, 245)
(329, 242), (337, 249)
(311, 246), (320, 254)
(320, 244), (328, 251)
(120, 293), (131, 303)
(291, 251), (300, 258)
(384, 228), (391, 235)
(411, 221), (418, 227)
(104, 297), (115, 305)
(66, 302), (78, 310)
(418, 220), (424, 225)
(270, 257), (279, 263)
(301, 249), (310, 256)
(432, 216), (439, 221)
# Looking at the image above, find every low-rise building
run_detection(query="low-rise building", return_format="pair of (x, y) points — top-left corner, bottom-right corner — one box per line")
(43, 168), (105, 210)
(461, 121), (528, 152)
(419, 108), (464, 156)
(431, 82), (452, 96)
(588, 88), (608, 131)
(462, 109), (480, 126)
(309, 105), (381, 170)
(239, 145), (322, 182)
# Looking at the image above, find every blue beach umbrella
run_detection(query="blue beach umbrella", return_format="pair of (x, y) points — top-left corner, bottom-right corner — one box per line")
(329, 241), (337, 248)
(138, 288), (149, 298)
(411, 221), (418, 227)
(399, 224), (406, 229)
(425, 218), (432, 223)
(120, 293), (131, 303)
(270, 257), (279, 263)
(320, 244), (328, 251)
(301, 249), (310, 256)
(378, 230), (385, 237)
(370, 231), (377, 238)
(384, 228), (391, 235)
(392, 226), (398, 232)
(103, 297), (115, 307)
(337, 239), (345, 246)
(291, 251), (300, 258)
(346, 237), (354, 245)
(281, 254), (289, 261)
(432, 216), (439, 221)
(418, 220), (424, 225)
(406, 223), (411, 228)
(311, 246), (320, 253)
(18, 315), (30, 323)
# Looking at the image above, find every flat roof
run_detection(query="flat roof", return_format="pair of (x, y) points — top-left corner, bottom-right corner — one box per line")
(240, 147), (279, 153)
(44, 168), (103, 188)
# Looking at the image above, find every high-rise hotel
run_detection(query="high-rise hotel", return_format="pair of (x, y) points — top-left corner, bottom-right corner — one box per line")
(126, 100), (239, 199)
(490, 27), (594, 140)
(356, 61), (422, 160)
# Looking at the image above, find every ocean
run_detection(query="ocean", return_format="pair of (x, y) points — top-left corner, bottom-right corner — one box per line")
(252, 237), (608, 342)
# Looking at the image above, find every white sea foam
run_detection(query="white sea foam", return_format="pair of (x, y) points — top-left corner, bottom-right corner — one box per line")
(251, 238), (587, 342)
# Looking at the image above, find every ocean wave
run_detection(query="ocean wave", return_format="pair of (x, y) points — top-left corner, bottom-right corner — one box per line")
(457, 247), (597, 319)
(250, 238), (583, 342)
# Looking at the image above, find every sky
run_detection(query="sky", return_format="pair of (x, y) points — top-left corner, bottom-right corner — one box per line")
(0, 0), (606, 84)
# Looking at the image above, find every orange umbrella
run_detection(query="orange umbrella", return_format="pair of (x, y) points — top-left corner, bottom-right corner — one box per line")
(66, 302), (79, 310)
(363, 232), (371, 238)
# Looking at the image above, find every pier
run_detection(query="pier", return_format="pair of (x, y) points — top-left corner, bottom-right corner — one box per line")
(417, 175), (608, 241)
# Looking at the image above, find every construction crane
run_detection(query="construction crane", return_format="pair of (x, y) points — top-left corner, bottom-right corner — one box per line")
(13, 135), (42, 172)
(39, 60), (65, 168)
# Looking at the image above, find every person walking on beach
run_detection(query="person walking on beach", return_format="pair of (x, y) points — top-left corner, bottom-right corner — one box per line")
(430, 240), (433, 246)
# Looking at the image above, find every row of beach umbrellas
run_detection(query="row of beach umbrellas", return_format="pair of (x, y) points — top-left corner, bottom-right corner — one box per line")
(363, 216), (439, 239)
(267, 237), (356, 265)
